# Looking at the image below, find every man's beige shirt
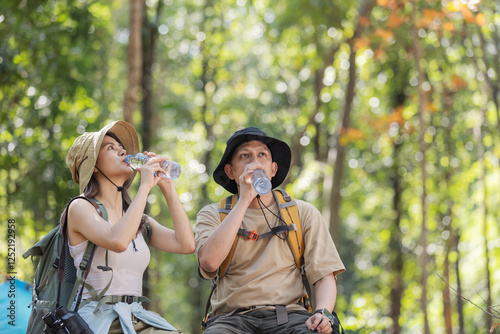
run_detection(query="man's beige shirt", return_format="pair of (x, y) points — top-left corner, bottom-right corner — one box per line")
(195, 197), (345, 316)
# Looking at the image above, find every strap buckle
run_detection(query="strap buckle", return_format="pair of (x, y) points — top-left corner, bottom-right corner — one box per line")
(79, 258), (88, 270)
(243, 230), (259, 241)
(201, 313), (211, 331)
(122, 295), (135, 304)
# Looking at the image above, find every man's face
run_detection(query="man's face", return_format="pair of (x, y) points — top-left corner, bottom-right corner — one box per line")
(224, 140), (277, 184)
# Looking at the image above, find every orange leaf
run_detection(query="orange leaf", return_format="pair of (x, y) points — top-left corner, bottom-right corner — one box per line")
(354, 37), (372, 50)
(373, 48), (386, 61)
(490, 322), (499, 333)
(387, 13), (406, 28)
(452, 75), (467, 90)
(371, 107), (406, 133)
(373, 118), (388, 132)
(476, 13), (486, 26)
(340, 128), (366, 146)
(423, 9), (444, 19)
(374, 28), (394, 41)
(359, 16), (371, 27)
(443, 22), (455, 31)
(428, 101), (438, 113)
(390, 106), (405, 125)
(461, 5), (475, 23)
(377, 0), (401, 10)
(342, 128), (365, 139)
(416, 17), (434, 29)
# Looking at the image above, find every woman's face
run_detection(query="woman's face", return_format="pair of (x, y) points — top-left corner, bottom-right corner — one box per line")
(94, 135), (133, 180)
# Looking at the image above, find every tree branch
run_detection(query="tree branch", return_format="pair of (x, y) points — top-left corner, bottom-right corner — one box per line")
(436, 273), (500, 320)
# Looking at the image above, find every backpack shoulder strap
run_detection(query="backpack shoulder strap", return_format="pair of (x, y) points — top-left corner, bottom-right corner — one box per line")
(90, 197), (151, 244)
(273, 189), (304, 268)
(64, 197), (103, 306)
(77, 197), (103, 271)
(91, 197), (151, 244)
(274, 189), (312, 312)
(218, 195), (238, 279)
(141, 214), (152, 245)
(89, 197), (108, 221)
(201, 195), (238, 330)
(59, 197), (96, 280)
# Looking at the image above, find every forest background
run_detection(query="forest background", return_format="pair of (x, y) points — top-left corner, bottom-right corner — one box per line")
(1, 0), (499, 333)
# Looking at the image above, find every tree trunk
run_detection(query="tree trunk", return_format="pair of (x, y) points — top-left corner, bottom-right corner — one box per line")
(477, 26), (500, 133)
(140, 0), (162, 302)
(442, 244), (453, 334)
(476, 107), (493, 330)
(441, 89), (454, 334)
(389, 139), (403, 334)
(328, 43), (356, 244)
(455, 230), (465, 334)
(410, 2), (430, 333)
(387, 73), (406, 334)
(322, 0), (374, 242)
(123, 0), (143, 124)
(190, 2), (218, 332)
(287, 50), (338, 179)
(140, 0), (162, 151)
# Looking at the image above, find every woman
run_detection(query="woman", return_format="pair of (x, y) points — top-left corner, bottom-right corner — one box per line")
(65, 120), (195, 333)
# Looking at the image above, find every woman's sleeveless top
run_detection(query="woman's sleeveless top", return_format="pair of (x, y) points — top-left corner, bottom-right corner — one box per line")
(69, 229), (150, 300)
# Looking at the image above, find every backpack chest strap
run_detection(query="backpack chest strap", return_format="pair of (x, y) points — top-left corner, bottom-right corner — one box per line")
(236, 224), (297, 241)
(218, 193), (298, 242)
(217, 190), (303, 276)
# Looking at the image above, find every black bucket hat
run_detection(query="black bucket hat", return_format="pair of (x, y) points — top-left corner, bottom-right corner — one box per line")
(213, 127), (291, 194)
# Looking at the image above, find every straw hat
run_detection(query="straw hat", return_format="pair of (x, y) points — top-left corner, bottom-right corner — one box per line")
(213, 127), (291, 194)
(67, 121), (140, 194)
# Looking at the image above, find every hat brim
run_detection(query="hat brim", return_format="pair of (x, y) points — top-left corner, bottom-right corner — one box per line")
(213, 131), (291, 194)
(69, 121), (140, 194)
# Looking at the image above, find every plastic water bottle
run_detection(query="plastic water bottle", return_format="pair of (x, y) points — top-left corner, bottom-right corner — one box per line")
(126, 153), (181, 179)
(250, 169), (272, 195)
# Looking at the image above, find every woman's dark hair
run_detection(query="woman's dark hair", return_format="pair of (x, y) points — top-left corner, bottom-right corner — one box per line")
(82, 131), (147, 234)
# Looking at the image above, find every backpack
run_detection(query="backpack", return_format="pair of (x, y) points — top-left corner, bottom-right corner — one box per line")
(23, 196), (152, 334)
(201, 189), (312, 329)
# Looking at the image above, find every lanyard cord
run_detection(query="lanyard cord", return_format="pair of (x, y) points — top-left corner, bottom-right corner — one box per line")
(95, 165), (126, 215)
(95, 166), (139, 252)
(256, 195), (289, 241)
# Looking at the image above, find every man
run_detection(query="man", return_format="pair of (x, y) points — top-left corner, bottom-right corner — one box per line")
(195, 127), (345, 334)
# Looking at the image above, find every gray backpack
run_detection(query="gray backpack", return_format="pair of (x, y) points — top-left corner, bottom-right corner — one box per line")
(23, 197), (103, 334)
